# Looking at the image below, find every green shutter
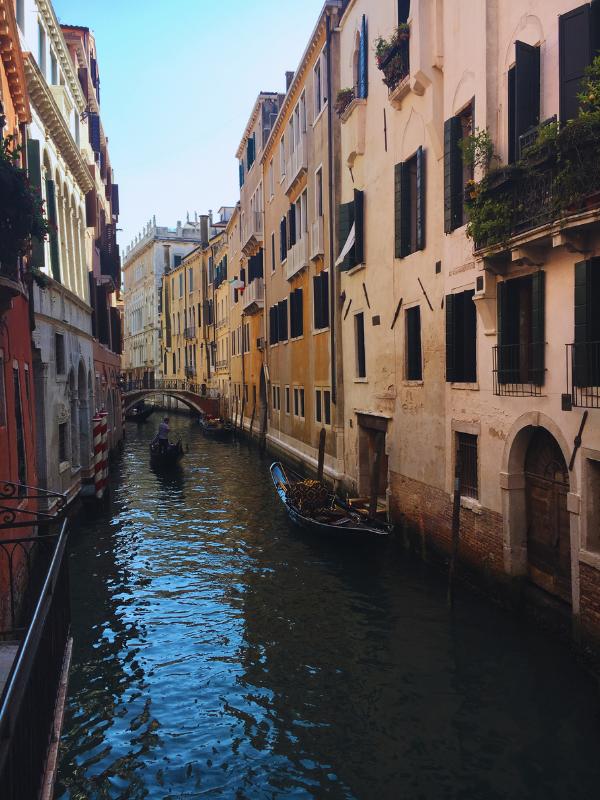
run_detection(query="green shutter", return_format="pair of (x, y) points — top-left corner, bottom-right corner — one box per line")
(354, 189), (364, 266)
(574, 259), (592, 386)
(497, 281), (508, 383)
(416, 146), (425, 252)
(337, 201), (351, 272)
(394, 163), (402, 258)
(296, 288), (303, 336)
(313, 275), (322, 329)
(27, 139), (45, 269)
(396, 162), (411, 258)
(444, 117), (463, 233)
(530, 270), (545, 385)
(445, 294), (455, 382)
(45, 179), (61, 283)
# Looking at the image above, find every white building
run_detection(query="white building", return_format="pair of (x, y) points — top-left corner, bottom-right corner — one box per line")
(122, 217), (206, 386)
(20, 0), (96, 502)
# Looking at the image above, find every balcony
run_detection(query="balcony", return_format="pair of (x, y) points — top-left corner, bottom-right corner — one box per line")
(566, 342), (600, 409)
(284, 133), (307, 196)
(286, 235), (309, 281)
(492, 343), (544, 397)
(216, 316), (229, 331)
(242, 277), (264, 315)
(340, 98), (366, 168)
(310, 217), (324, 261)
(0, 483), (70, 800)
(215, 359), (228, 372)
(242, 211), (263, 257)
(184, 326), (197, 340)
(185, 365), (197, 378)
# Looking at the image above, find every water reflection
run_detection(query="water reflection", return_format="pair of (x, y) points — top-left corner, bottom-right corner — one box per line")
(56, 416), (600, 799)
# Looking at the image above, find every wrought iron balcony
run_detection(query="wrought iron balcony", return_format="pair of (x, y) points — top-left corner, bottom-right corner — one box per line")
(242, 211), (263, 257)
(492, 343), (544, 397)
(566, 342), (600, 409)
(284, 133), (307, 196)
(286, 234), (309, 281)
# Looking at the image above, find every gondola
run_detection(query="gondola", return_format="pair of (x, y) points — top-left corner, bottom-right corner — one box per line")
(149, 439), (184, 467)
(270, 462), (391, 538)
(198, 416), (233, 440)
(125, 402), (155, 423)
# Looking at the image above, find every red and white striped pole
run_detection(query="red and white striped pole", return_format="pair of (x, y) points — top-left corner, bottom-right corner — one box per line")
(99, 410), (109, 486)
(93, 414), (104, 499)
(120, 390), (125, 440)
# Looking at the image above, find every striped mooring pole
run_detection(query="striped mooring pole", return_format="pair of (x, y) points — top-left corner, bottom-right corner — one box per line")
(93, 414), (105, 499)
(99, 410), (109, 485)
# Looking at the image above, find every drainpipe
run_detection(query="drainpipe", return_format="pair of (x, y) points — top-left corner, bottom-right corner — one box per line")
(325, 10), (337, 405)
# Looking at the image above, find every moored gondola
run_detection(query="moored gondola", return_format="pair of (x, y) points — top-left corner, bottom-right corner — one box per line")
(198, 415), (233, 440)
(149, 439), (184, 467)
(270, 462), (391, 538)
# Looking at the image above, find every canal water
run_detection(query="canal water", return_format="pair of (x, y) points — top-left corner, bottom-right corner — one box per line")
(56, 415), (600, 800)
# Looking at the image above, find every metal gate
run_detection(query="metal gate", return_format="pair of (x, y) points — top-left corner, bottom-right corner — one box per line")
(525, 429), (571, 603)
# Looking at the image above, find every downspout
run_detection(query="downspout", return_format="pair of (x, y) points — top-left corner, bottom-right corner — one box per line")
(325, 10), (337, 405)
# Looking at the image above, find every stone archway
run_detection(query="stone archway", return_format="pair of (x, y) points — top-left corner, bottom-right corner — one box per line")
(501, 413), (577, 606)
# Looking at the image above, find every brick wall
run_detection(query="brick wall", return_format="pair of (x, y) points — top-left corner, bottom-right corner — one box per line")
(579, 562), (600, 661)
(389, 471), (504, 577)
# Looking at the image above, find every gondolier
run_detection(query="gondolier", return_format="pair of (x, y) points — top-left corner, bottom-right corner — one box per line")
(157, 417), (170, 454)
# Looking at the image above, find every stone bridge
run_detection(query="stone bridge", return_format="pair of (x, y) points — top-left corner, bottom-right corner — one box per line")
(123, 379), (220, 417)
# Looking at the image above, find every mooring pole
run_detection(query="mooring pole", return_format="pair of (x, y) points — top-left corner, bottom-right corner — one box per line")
(317, 427), (326, 482)
(368, 432), (385, 520)
(447, 448), (462, 608)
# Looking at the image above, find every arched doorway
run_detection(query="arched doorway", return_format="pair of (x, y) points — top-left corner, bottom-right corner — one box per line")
(525, 428), (571, 603)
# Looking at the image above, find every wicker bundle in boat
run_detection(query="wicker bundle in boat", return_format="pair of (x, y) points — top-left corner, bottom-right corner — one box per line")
(286, 480), (330, 514)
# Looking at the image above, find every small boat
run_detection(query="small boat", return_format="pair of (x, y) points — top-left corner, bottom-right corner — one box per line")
(198, 415), (233, 440)
(270, 462), (391, 538)
(149, 439), (184, 467)
(126, 402), (155, 423)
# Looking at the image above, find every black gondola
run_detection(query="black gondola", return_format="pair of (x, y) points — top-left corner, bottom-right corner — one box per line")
(149, 439), (184, 467)
(270, 462), (391, 538)
(198, 416), (233, 440)
(126, 402), (155, 423)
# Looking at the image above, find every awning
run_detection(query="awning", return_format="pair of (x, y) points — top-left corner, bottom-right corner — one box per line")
(335, 222), (355, 267)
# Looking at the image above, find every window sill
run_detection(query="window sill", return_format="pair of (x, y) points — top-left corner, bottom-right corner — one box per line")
(403, 379), (423, 387)
(354, 377), (368, 383)
(312, 106), (327, 128)
(460, 496), (482, 514)
(290, 335), (304, 343)
(344, 263), (365, 277)
(450, 381), (479, 391)
(313, 327), (330, 336)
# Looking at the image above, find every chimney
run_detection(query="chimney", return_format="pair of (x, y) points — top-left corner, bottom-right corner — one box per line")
(208, 209), (213, 228)
(199, 214), (209, 245)
(285, 71), (295, 91)
(176, 220), (182, 236)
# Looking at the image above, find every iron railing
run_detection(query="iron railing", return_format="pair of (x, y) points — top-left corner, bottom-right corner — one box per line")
(0, 481), (66, 529)
(566, 342), (600, 408)
(123, 378), (220, 399)
(0, 516), (69, 800)
(492, 343), (544, 396)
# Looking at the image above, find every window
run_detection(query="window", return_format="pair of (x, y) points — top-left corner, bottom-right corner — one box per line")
(247, 132), (256, 170)
(398, 0), (410, 24)
(395, 147), (425, 257)
(272, 385), (281, 411)
(59, 422), (68, 464)
(50, 50), (58, 84)
(446, 290), (477, 383)
(444, 100), (474, 233)
(457, 432), (478, 500)
(174, 254), (182, 268)
(313, 271), (330, 330)
(323, 390), (331, 425)
(496, 272), (545, 392)
(280, 216), (288, 262)
(269, 159), (274, 198)
(16, 0), (24, 31)
(316, 389), (322, 423)
(239, 160), (244, 188)
(559, 6), (600, 123)
(38, 22), (46, 76)
(355, 312), (366, 378)
(315, 168), (323, 217)
(301, 190), (308, 237)
(188, 267), (194, 293)
(55, 333), (65, 375)
(271, 232), (276, 272)
(280, 135), (286, 178)
(573, 258), (600, 388)
(405, 306), (422, 380)
(355, 14), (368, 99)
(337, 190), (365, 271)
(508, 43), (540, 163)
(179, 272), (183, 297)
(278, 299), (288, 342)
(314, 57), (323, 117)
(285, 386), (290, 414)
(290, 288), (303, 338)
(293, 386), (305, 418)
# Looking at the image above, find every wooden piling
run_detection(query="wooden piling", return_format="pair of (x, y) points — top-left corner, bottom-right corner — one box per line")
(447, 449), (462, 608)
(368, 432), (385, 519)
(249, 405), (256, 441)
(317, 427), (326, 482)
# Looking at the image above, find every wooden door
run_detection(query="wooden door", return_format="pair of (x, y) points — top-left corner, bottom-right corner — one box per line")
(525, 429), (571, 603)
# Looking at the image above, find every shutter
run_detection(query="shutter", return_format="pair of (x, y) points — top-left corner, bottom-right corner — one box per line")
(45, 179), (61, 282)
(463, 290), (477, 383)
(280, 218), (285, 260)
(313, 275), (322, 329)
(530, 270), (545, 385)
(337, 201), (351, 271)
(256, 250), (264, 278)
(321, 272), (330, 327)
(27, 139), (45, 269)
(444, 117), (463, 233)
(358, 14), (368, 99)
(289, 208), (296, 248)
(111, 184), (120, 217)
(354, 189), (364, 265)
(514, 41), (540, 159)
(496, 281), (508, 384)
(396, 162), (411, 258)
(289, 291), (296, 338)
(574, 259), (592, 386)
(416, 146), (425, 252)
(445, 294), (455, 382)
(559, 4), (592, 123)
(278, 299), (288, 341)
(239, 161), (244, 188)
(296, 288), (303, 336)
(78, 67), (89, 100)
(89, 112), (101, 153)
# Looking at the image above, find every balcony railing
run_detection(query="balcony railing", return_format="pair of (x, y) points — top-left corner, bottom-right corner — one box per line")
(566, 342), (600, 408)
(0, 484), (69, 800)
(242, 277), (264, 314)
(242, 211), (263, 255)
(184, 326), (196, 340)
(492, 343), (544, 396)
(286, 235), (309, 281)
(284, 133), (307, 195)
(310, 216), (324, 261)
(122, 378), (220, 398)
(216, 359), (228, 370)
(216, 316), (229, 331)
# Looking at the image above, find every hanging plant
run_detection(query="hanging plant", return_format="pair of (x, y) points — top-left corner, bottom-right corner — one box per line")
(374, 25), (410, 90)
(0, 136), (50, 279)
(335, 87), (355, 117)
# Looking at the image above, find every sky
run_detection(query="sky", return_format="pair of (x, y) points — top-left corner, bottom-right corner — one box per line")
(52, 0), (325, 252)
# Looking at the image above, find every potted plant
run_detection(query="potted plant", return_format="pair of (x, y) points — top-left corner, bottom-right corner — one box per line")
(375, 25), (410, 91)
(335, 87), (355, 117)
(0, 136), (49, 282)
